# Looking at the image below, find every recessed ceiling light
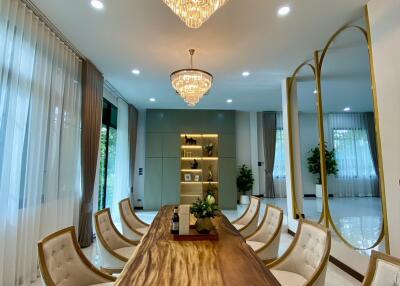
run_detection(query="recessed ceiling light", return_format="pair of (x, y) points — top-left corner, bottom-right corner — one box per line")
(131, 69), (140, 75)
(226, 99), (233, 103)
(278, 5), (291, 17)
(343, 107), (351, 112)
(149, 98), (156, 102)
(242, 71), (250, 77)
(91, 0), (104, 10)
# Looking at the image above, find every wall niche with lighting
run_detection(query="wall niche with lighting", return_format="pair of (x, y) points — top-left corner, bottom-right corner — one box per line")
(144, 109), (236, 210)
(180, 134), (219, 205)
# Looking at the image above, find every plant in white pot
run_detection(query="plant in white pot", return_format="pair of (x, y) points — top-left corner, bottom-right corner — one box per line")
(236, 165), (254, 205)
(307, 143), (338, 198)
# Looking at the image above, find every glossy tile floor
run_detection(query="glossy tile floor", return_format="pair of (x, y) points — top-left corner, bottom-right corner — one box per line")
(32, 200), (361, 286)
(259, 197), (384, 251)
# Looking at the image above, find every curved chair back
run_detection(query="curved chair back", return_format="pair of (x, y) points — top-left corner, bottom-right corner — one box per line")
(246, 205), (283, 262)
(268, 220), (331, 286)
(232, 196), (261, 237)
(362, 251), (400, 286)
(94, 208), (137, 269)
(119, 198), (149, 240)
(38, 227), (115, 286)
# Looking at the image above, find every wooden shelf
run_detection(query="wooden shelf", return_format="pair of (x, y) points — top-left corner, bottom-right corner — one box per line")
(180, 133), (219, 204)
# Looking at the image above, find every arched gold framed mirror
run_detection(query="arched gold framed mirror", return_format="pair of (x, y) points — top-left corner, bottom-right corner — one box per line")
(287, 61), (324, 224)
(317, 19), (389, 252)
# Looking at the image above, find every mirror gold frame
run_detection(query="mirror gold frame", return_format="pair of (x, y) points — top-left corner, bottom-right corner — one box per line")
(286, 7), (390, 253)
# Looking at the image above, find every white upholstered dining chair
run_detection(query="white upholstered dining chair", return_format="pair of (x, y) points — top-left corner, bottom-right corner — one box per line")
(266, 220), (331, 286)
(119, 198), (150, 241)
(245, 205), (283, 263)
(38, 226), (116, 286)
(361, 250), (400, 286)
(94, 208), (138, 273)
(231, 196), (261, 237)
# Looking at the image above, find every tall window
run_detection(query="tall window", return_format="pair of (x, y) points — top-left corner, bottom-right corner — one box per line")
(333, 129), (376, 178)
(98, 99), (118, 210)
(273, 129), (286, 178)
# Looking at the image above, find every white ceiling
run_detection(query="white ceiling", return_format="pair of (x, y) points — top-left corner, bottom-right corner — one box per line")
(32, 0), (370, 111)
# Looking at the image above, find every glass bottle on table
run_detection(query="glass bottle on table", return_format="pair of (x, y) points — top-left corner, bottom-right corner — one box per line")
(171, 207), (179, 235)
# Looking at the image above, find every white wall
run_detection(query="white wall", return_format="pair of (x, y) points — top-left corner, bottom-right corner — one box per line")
(250, 112), (260, 196)
(368, 0), (400, 257)
(133, 109), (146, 207)
(299, 113), (319, 195)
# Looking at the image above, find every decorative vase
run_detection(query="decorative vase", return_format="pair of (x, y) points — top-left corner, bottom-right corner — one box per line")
(240, 195), (250, 205)
(195, 217), (213, 234)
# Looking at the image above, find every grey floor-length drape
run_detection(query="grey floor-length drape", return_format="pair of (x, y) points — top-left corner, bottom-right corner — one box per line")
(78, 61), (104, 247)
(262, 112), (277, 198)
(128, 105), (139, 203)
(365, 112), (380, 190)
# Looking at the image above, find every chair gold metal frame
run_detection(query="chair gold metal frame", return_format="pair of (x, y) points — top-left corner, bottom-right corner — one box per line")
(231, 196), (261, 237)
(38, 226), (116, 286)
(267, 220), (331, 286)
(245, 205), (284, 263)
(361, 250), (400, 286)
(119, 198), (149, 241)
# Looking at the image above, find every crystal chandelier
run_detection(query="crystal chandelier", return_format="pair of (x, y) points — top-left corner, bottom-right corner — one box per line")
(170, 49), (213, 107)
(162, 0), (229, 29)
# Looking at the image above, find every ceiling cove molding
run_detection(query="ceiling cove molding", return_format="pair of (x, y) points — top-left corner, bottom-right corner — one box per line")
(20, 0), (85, 60)
(104, 80), (130, 105)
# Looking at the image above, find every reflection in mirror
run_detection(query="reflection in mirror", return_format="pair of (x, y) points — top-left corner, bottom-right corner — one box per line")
(290, 64), (322, 222)
(320, 26), (384, 251)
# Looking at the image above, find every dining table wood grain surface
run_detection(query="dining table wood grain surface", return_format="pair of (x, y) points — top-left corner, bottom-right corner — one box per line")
(115, 205), (280, 286)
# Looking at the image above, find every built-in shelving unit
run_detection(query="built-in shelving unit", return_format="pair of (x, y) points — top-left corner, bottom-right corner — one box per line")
(180, 134), (219, 205)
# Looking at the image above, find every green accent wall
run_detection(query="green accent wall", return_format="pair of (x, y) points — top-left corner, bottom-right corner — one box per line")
(144, 109), (237, 210)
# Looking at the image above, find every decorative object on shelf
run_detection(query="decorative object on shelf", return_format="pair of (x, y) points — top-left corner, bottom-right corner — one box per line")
(194, 175), (200, 182)
(204, 142), (214, 157)
(307, 143), (338, 197)
(206, 182), (218, 198)
(183, 151), (192, 157)
(236, 165), (254, 205)
(190, 159), (199, 169)
(161, 0), (230, 29)
(207, 165), (214, 182)
(190, 195), (220, 234)
(170, 49), (213, 107)
(185, 135), (197, 145)
(184, 174), (192, 182)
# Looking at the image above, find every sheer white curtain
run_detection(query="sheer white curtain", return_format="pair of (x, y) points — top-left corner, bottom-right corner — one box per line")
(111, 98), (130, 224)
(0, 0), (81, 285)
(324, 113), (378, 197)
(273, 112), (287, 198)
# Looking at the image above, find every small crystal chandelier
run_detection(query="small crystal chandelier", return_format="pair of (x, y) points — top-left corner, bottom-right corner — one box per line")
(162, 0), (229, 29)
(170, 49), (213, 107)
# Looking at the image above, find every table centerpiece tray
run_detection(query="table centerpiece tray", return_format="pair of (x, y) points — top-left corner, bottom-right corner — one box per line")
(172, 225), (219, 241)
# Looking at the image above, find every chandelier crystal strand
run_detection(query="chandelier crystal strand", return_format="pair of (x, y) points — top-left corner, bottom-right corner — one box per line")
(162, 0), (229, 29)
(170, 49), (213, 107)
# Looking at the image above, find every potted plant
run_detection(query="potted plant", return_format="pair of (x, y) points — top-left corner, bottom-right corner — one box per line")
(236, 165), (254, 205)
(190, 195), (220, 234)
(307, 143), (338, 198)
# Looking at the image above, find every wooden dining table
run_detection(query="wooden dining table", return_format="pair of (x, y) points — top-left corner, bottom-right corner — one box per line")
(116, 206), (280, 286)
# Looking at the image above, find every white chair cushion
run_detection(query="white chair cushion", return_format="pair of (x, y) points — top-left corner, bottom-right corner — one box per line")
(89, 283), (114, 286)
(246, 240), (265, 252)
(114, 246), (135, 259)
(270, 269), (307, 286)
(137, 227), (148, 234)
(233, 224), (245, 230)
(371, 259), (400, 286)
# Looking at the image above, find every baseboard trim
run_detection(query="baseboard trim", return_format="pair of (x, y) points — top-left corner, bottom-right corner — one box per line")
(304, 194), (334, 198)
(134, 206), (144, 210)
(287, 229), (364, 282)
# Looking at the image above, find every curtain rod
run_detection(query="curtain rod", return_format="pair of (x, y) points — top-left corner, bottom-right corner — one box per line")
(104, 80), (130, 105)
(20, 0), (86, 60)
